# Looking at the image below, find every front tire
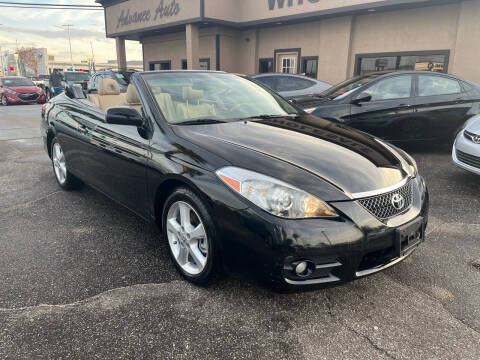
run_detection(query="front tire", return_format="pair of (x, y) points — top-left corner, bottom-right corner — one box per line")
(162, 187), (221, 285)
(1, 95), (8, 106)
(51, 138), (82, 190)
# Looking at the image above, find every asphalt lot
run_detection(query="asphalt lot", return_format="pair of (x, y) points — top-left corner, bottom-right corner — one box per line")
(0, 104), (479, 359)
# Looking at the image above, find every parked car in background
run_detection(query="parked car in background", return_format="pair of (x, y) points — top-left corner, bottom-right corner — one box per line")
(294, 71), (480, 142)
(44, 71), (90, 100)
(452, 114), (480, 175)
(41, 71), (428, 288)
(251, 73), (331, 99)
(1, 76), (46, 105)
(87, 69), (137, 93)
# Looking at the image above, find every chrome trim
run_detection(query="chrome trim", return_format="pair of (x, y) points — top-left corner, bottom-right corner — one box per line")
(351, 177), (411, 199)
(355, 247), (417, 278)
(316, 261), (342, 269)
(284, 274), (340, 285)
(284, 262), (342, 285)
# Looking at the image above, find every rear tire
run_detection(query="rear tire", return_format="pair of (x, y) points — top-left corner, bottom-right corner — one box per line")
(162, 187), (222, 286)
(51, 138), (82, 190)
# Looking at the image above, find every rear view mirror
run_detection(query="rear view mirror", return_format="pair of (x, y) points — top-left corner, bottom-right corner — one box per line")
(106, 107), (144, 127)
(352, 93), (372, 106)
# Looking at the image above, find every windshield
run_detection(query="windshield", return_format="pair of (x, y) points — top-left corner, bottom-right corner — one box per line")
(63, 72), (90, 82)
(143, 72), (299, 124)
(3, 78), (35, 87)
(320, 74), (381, 99)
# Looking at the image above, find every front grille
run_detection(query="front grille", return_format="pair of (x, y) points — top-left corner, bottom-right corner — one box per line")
(358, 180), (413, 222)
(456, 149), (480, 169)
(18, 93), (39, 101)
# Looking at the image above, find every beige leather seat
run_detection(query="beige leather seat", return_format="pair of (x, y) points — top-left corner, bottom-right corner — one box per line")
(124, 84), (142, 112)
(88, 78), (125, 111)
(176, 87), (215, 120)
(152, 87), (178, 122)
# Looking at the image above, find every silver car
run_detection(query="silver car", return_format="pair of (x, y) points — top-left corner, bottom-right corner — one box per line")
(453, 115), (480, 175)
(251, 73), (331, 98)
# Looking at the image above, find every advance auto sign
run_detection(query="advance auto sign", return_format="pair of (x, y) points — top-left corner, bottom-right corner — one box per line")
(105, 0), (201, 36)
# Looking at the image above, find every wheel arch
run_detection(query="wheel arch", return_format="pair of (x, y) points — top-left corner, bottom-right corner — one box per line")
(153, 175), (212, 231)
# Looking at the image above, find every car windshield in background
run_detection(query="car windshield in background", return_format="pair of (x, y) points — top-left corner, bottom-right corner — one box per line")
(320, 74), (381, 99)
(112, 73), (128, 85)
(118, 71), (135, 82)
(3, 78), (35, 87)
(64, 72), (90, 82)
(143, 72), (299, 124)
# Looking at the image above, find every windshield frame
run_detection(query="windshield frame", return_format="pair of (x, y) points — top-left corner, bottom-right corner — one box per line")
(140, 71), (301, 126)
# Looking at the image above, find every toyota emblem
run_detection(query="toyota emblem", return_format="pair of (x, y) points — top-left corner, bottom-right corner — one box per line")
(391, 194), (405, 210)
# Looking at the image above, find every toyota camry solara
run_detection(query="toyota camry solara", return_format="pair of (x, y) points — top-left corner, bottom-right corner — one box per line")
(40, 71), (429, 289)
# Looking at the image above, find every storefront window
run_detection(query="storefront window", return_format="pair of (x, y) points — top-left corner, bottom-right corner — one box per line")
(259, 59), (273, 74)
(181, 59), (210, 70)
(301, 57), (318, 79)
(199, 58), (211, 71)
(355, 51), (449, 75)
(150, 61), (171, 71)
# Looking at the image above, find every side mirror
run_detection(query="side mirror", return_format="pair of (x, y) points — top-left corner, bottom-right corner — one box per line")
(106, 107), (144, 127)
(352, 93), (372, 106)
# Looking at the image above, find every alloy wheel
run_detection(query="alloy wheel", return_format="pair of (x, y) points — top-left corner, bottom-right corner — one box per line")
(1, 95), (7, 106)
(166, 201), (209, 276)
(52, 142), (67, 185)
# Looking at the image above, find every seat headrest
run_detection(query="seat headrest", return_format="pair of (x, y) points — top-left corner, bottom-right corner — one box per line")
(98, 79), (120, 95)
(182, 87), (204, 101)
(126, 84), (141, 104)
(151, 86), (162, 95)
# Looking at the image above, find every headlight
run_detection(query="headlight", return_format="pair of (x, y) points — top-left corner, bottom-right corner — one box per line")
(5, 88), (16, 94)
(216, 167), (338, 219)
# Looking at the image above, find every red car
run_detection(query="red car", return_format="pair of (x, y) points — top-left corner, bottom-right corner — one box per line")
(1, 76), (46, 106)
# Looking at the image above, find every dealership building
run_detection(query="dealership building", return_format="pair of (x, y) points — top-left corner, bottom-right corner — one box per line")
(97, 0), (480, 85)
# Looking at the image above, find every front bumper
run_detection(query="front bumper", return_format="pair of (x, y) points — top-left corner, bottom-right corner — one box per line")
(214, 176), (429, 288)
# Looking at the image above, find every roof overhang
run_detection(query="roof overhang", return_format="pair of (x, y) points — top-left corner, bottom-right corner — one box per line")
(98, 0), (460, 40)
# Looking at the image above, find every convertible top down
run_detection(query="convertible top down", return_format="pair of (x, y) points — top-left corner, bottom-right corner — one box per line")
(41, 71), (429, 288)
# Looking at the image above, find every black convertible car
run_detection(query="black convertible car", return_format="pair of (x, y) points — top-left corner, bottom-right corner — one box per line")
(41, 71), (429, 288)
(295, 71), (480, 142)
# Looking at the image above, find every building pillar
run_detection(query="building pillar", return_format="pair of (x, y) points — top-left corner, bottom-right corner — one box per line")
(186, 23), (200, 70)
(116, 37), (127, 70)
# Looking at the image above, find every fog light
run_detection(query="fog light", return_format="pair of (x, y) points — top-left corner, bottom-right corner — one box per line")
(295, 261), (308, 276)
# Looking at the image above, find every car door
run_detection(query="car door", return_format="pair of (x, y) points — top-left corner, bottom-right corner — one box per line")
(346, 75), (415, 140)
(412, 74), (472, 140)
(87, 103), (151, 218)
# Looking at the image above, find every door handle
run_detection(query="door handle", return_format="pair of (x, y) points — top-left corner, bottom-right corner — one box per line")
(398, 104), (412, 109)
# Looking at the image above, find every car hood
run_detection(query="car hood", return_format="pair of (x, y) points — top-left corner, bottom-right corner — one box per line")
(7, 86), (39, 93)
(173, 115), (410, 197)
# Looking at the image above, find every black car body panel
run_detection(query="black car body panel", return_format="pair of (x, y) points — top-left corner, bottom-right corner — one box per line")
(296, 71), (480, 142)
(41, 71), (429, 288)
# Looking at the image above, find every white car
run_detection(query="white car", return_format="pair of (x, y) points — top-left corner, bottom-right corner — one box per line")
(453, 115), (480, 175)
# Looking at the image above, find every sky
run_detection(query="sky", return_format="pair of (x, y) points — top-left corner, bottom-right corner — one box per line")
(0, 0), (142, 63)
